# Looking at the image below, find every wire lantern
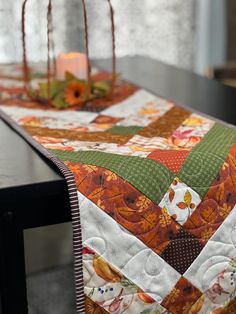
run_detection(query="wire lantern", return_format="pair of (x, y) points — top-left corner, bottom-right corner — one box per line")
(21, 0), (116, 108)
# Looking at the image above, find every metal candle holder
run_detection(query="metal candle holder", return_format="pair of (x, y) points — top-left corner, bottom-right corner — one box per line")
(21, 0), (116, 108)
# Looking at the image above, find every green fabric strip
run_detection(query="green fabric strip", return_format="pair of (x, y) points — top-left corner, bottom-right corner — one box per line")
(107, 125), (143, 135)
(178, 123), (236, 197)
(51, 149), (175, 204)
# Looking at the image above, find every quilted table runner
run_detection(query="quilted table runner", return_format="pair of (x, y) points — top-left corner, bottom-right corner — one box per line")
(1, 63), (236, 314)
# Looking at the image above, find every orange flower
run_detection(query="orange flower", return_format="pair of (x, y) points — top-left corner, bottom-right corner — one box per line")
(64, 81), (86, 107)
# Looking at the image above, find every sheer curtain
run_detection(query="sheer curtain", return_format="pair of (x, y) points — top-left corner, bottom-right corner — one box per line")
(195, 0), (227, 74)
(66, 0), (197, 70)
(0, 0), (197, 70)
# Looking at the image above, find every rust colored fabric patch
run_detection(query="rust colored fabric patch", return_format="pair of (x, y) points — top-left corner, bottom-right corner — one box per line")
(184, 142), (236, 244)
(148, 149), (190, 173)
(23, 126), (132, 144)
(85, 296), (109, 314)
(221, 297), (236, 313)
(65, 161), (181, 255)
(161, 277), (202, 314)
(138, 106), (191, 138)
(160, 228), (204, 274)
(92, 115), (123, 124)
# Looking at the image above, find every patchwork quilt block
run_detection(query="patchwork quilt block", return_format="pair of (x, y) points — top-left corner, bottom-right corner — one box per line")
(1, 64), (236, 313)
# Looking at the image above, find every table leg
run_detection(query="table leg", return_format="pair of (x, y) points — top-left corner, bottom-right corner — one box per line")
(0, 211), (28, 314)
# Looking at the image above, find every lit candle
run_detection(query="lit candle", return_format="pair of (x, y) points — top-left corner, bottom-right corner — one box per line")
(56, 52), (88, 81)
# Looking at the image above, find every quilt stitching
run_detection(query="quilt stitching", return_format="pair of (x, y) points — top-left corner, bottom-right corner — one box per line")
(138, 106), (191, 138)
(50, 149), (175, 204)
(1, 64), (236, 313)
(83, 247), (170, 314)
(65, 161), (181, 255)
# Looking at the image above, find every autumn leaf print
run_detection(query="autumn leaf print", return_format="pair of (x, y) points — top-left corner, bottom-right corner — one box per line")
(184, 190), (192, 206)
(188, 295), (205, 314)
(159, 208), (172, 227)
(201, 206), (217, 223)
(219, 203), (231, 219)
(229, 154), (236, 171)
(177, 202), (188, 209)
(216, 183), (225, 202)
(88, 187), (104, 200)
(169, 188), (175, 203)
(167, 288), (180, 304)
(177, 190), (196, 210)
(83, 164), (98, 173)
(105, 170), (118, 182)
(136, 195), (152, 211)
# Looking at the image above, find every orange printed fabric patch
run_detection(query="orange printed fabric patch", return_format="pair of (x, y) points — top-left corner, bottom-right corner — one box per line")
(65, 161), (181, 254)
(184, 142), (236, 244)
(148, 149), (190, 173)
(161, 277), (202, 314)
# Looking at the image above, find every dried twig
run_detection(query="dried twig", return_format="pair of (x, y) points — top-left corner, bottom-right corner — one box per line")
(81, 0), (91, 98)
(107, 0), (116, 97)
(21, 0), (30, 92)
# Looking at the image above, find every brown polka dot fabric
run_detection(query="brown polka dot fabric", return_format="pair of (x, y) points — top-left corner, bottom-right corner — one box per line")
(160, 228), (204, 274)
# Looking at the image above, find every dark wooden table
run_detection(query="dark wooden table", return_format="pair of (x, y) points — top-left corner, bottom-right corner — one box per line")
(1, 56), (236, 314)
(0, 119), (71, 314)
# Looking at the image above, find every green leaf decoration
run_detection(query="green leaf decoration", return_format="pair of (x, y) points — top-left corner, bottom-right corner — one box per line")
(38, 82), (49, 98)
(65, 71), (78, 82)
(34, 72), (114, 109)
(120, 278), (137, 288)
(38, 80), (66, 99)
(88, 287), (95, 298)
(93, 81), (111, 93)
(52, 97), (68, 109)
(27, 88), (35, 96)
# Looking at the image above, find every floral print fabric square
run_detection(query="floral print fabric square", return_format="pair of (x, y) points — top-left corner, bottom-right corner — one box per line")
(159, 177), (201, 225)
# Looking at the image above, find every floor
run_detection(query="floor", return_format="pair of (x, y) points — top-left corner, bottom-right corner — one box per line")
(27, 264), (76, 314)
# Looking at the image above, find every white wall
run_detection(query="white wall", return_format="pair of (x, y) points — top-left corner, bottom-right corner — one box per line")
(0, 0), (197, 70)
